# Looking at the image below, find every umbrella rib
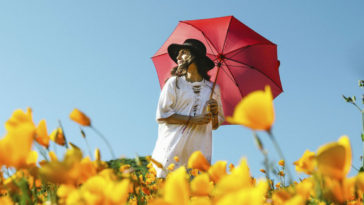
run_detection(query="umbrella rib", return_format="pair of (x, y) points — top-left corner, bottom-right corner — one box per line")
(152, 52), (171, 59)
(225, 43), (275, 59)
(225, 57), (283, 91)
(181, 21), (218, 57)
(220, 64), (238, 85)
(221, 60), (245, 98)
(221, 16), (233, 55)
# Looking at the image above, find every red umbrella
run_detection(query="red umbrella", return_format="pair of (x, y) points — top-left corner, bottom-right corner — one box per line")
(152, 16), (283, 125)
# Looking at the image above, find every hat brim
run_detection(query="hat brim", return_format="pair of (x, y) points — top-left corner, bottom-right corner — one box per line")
(168, 43), (215, 70)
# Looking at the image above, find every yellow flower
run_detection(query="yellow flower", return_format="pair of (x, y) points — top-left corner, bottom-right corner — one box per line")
(272, 189), (292, 204)
(214, 158), (252, 198)
(356, 172), (364, 193)
(5, 107), (34, 131)
(208, 161), (227, 183)
(216, 180), (267, 205)
(295, 178), (314, 200)
(0, 196), (13, 205)
(323, 176), (356, 203)
(50, 127), (66, 146)
(25, 150), (38, 167)
(146, 156), (163, 169)
(66, 175), (130, 205)
(226, 86), (274, 131)
(284, 195), (306, 205)
(228, 163), (235, 172)
(190, 169), (199, 176)
(294, 150), (316, 175)
(94, 148), (101, 161)
(278, 171), (285, 177)
(278, 160), (285, 166)
(167, 163), (175, 171)
(57, 184), (76, 204)
(174, 156), (180, 162)
(70, 108), (91, 126)
(275, 182), (281, 188)
(188, 151), (210, 172)
(190, 196), (212, 205)
(120, 164), (131, 173)
(191, 173), (213, 196)
(164, 167), (189, 205)
(39, 147), (84, 185)
(35, 119), (50, 149)
(316, 136), (351, 180)
(49, 151), (58, 161)
(259, 169), (266, 173)
(0, 108), (36, 168)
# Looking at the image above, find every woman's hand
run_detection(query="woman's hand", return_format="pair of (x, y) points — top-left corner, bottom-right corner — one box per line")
(190, 113), (211, 125)
(205, 99), (218, 115)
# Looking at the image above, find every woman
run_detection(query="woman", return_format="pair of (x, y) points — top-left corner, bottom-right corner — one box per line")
(151, 39), (224, 178)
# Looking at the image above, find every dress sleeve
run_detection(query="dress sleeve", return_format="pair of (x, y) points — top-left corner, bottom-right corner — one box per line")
(156, 77), (177, 123)
(215, 85), (225, 127)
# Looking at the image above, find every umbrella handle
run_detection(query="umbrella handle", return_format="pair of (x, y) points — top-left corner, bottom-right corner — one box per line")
(207, 65), (221, 113)
(209, 65), (221, 100)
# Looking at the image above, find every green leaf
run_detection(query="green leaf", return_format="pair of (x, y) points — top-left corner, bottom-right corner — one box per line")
(342, 95), (353, 103)
(359, 80), (364, 87)
(362, 133), (364, 141)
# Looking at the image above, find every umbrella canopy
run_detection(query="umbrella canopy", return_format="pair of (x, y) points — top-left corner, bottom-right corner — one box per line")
(152, 16), (283, 125)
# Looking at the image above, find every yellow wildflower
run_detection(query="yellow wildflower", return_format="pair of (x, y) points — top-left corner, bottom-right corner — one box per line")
(216, 180), (267, 205)
(120, 164), (131, 173)
(167, 163), (175, 171)
(190, 196), (212, 205)
(188, 151), (210, 172)
(50, 127), (66, 146)
(35, 119), (50, 148)
(294, 150), (316, 175)
(278, 159), (285, 166)
(94, 148), (101, 161)
(174, 156), (180, 162)
(164, 167), (189, 205)
(214, 158), (252, 198)
(69, 108), (91, 126)
(191, 173), (213, 196)
(208, 161), (227, 183)
(226, 86), (274, 131)
(316, 136), (351, 180)
(0, 108), (35, 168)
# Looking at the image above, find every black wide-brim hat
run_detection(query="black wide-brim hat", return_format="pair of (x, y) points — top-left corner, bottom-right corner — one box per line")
(168, 39), (215, 70)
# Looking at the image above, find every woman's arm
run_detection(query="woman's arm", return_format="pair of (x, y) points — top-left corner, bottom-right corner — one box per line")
(158, 113), (211, 125)
(211, 114), (219, 130)
(205, 99), (220, 130)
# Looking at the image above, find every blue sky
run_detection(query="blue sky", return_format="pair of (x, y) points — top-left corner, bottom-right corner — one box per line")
(0, 1), (363, 179)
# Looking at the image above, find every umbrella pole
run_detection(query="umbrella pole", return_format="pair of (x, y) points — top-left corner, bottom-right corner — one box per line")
(209, 65), (221, 99)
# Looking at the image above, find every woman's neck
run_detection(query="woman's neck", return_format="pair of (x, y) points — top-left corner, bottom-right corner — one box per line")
(186, 63), (203, 83)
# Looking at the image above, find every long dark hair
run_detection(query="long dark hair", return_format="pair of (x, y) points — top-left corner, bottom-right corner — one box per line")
(171, 52), (210, 83)
(168, 54), (211, 88)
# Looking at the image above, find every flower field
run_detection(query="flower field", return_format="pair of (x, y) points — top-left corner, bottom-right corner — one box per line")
(0, 81), (363, 205)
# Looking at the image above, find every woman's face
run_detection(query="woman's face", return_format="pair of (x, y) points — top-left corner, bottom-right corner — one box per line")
(176, 49), (192, 66)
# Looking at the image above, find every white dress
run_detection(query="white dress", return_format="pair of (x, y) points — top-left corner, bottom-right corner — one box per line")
(151, 76), (224, 178)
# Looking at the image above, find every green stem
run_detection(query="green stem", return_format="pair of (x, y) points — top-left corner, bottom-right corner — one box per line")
(84, 138), (93, 160)
(253, 132), (273, 189)
(90, 125), (116, 159)
(80, 127), (93, 159)
(362, 110), (364, 168)
(267, 131), (293, 184)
